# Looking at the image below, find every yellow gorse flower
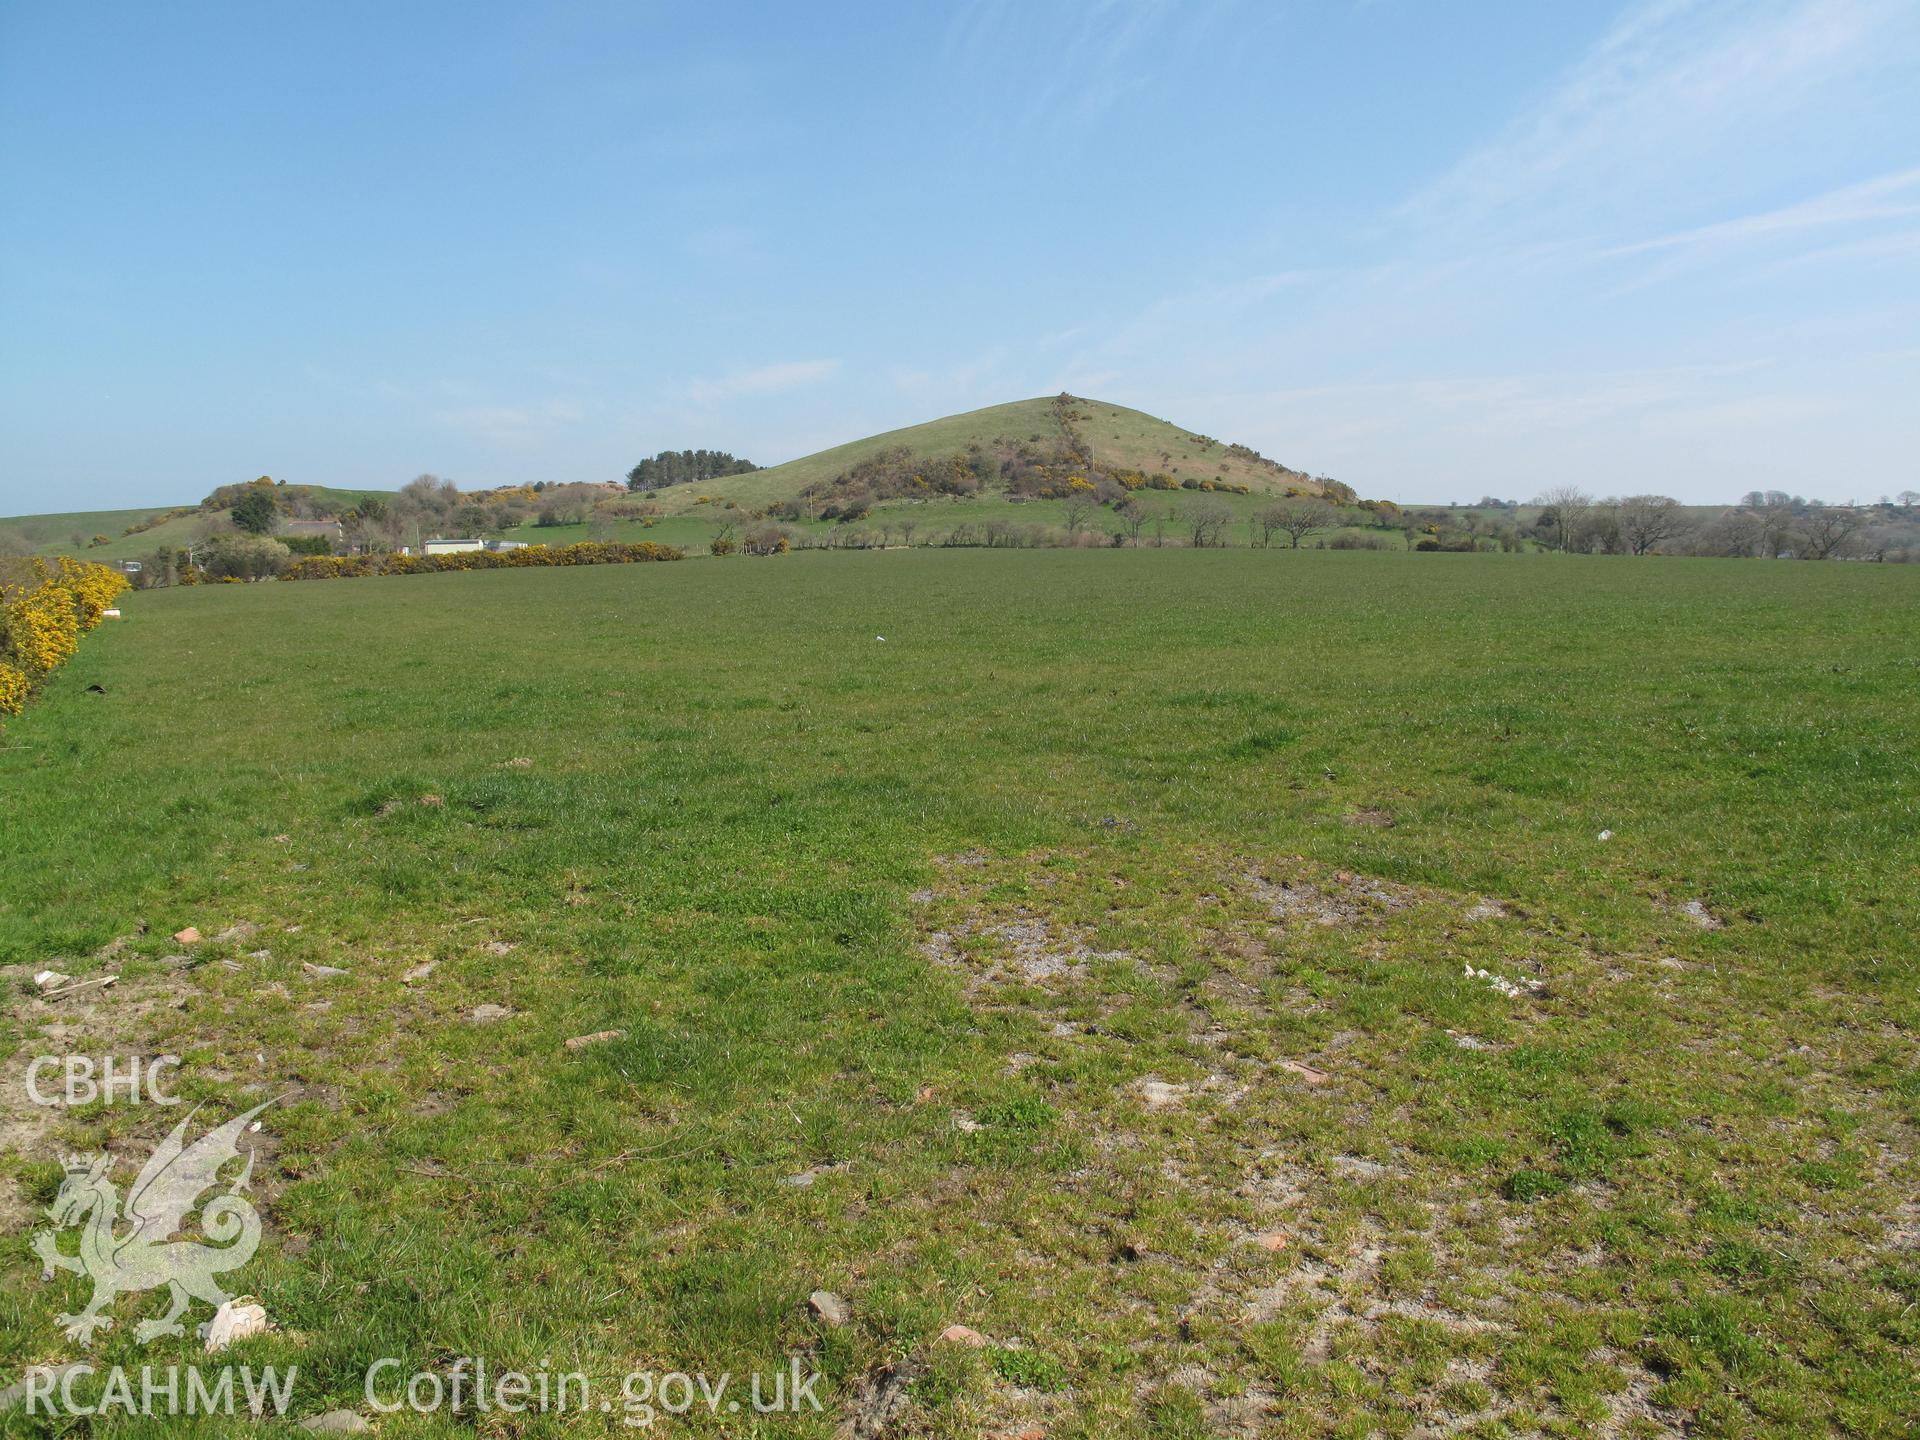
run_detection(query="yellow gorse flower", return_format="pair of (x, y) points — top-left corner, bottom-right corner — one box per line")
(0, 557), (128, 716)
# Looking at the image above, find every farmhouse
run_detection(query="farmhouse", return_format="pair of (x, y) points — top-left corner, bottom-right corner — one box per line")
(422, 537), (485, 555)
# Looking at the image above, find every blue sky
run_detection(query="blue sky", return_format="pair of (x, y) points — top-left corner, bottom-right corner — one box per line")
(3, 0), (1917, 510)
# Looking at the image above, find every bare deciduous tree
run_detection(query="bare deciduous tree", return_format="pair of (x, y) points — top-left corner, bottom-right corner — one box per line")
(1184, 498), (1232, 548)
(1264, 500), (1336, 549)
(1534, 485), (1592, 553)
(1616, 494), (1687, 556)
(1060, 492), (1098, 534)
(1796, 506), (1864, 560)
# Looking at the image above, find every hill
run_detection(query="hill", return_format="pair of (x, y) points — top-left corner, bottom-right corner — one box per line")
(0, 485), (395, 563)
(645, 395), (1325, 514)
(0, 504), (194, 557)
(2, 398), (1333, 562)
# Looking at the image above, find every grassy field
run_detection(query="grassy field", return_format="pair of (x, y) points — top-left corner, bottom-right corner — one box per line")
(2, 550), (1915, 1437)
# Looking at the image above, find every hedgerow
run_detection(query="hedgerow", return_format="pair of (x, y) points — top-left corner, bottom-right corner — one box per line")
(0, 557), (129, 717)
(281, 540), (685, 582)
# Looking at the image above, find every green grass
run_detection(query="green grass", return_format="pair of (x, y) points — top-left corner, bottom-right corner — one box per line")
(2, 549), (1916, 1437)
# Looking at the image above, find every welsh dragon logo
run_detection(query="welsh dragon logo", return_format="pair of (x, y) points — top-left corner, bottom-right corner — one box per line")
(31, 1099), (275, 1345)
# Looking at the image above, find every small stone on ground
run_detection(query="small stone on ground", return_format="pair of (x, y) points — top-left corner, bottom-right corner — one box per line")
(564, 1029), (624, 1052)
(808, 1290), (852, 1327)
(204, 1298), (268, 1353)
(300, 1412), (373, 1434)
(1135, 1078), (1187, 1108)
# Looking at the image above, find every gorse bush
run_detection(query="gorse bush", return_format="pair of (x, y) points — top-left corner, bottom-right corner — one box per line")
(281, 539), (684, 582)
(0, 557), (128, 716)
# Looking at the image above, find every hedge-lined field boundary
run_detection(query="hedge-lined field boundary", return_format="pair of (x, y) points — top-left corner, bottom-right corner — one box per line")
(281, 539), (684, 581)
(0, 557), (129, 716)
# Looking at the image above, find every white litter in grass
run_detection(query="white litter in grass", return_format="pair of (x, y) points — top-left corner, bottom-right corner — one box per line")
(1597, 829), (1613, 841)
(1464, 964), (1544, 999)
(39, 975), (116, 998)
(875, 635), (885, 642)
(34, 970), (71, 990)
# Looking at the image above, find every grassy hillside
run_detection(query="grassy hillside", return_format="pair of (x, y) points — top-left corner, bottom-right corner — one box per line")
(650, 395), (1320, 514)
(3, 550), (1915, 1437)
(0, 504), (192, 555)
(0, 485), (396, 562)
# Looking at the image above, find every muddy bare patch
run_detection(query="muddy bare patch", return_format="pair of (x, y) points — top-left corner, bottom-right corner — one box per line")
(1680, 899), (1724, 930)
(1244, 866), (1413, 929)
(921, 910), (1130, 998)
(0, 961), (204, 1228)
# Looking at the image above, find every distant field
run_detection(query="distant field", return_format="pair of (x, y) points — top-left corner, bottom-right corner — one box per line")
(3, 550), (1915, 1437)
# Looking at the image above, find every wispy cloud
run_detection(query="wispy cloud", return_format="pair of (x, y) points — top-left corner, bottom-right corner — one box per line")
(429, 399), (587, 449)
(1404, 0), (1906, 238)
(1601, 164), (1920, 258)
(941, 0), (1242, 141)
(1206, 358), (1857, 499)
(685, 359), (840, 405)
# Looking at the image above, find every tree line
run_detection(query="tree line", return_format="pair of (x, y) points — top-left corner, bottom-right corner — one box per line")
(625, 450), (760, 492)
(1530, 487), (1920, 561)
